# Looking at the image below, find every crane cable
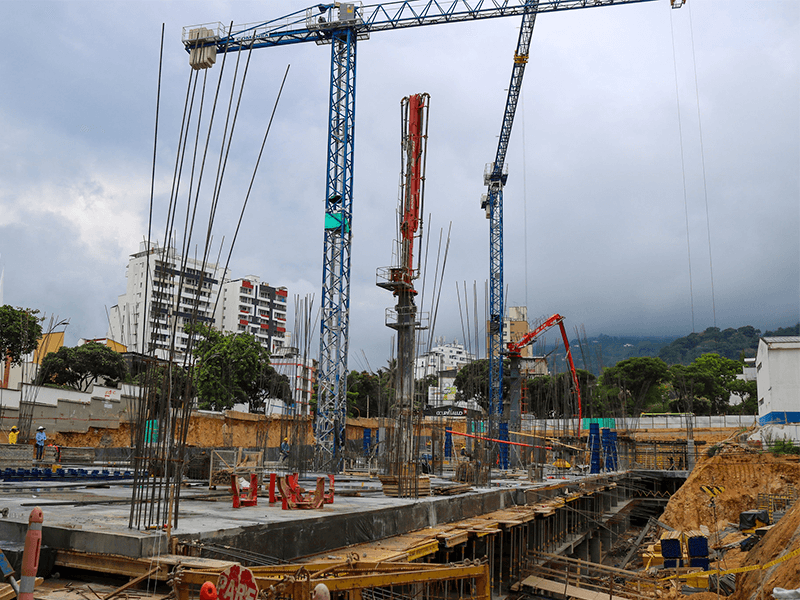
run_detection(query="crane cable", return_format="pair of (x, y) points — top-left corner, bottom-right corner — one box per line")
(688, 2), (717, 327)
(670, 8), (696, 333)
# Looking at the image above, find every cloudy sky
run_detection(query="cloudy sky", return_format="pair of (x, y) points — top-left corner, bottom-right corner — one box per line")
(1, 0), (797, 371)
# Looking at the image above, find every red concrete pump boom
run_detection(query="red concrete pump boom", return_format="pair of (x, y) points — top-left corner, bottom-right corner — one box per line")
(506, 313), (582, 423)
(392, 92), (429, 291)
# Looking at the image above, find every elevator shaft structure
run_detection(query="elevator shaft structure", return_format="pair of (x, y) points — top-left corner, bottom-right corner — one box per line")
(377, 94), (430, 488)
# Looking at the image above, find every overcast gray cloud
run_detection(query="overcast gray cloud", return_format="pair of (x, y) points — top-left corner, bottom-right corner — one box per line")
(1, 0), (797, 371)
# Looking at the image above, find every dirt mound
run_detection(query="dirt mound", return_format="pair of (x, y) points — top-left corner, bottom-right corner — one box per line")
(660, 446), (800, 531)
(52, 425), (133, 448)
(730, 500), (800, 600)
(658, 444), (800, 600)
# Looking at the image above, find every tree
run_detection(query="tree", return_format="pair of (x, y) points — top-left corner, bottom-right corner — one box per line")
(599, 356), (670, 416)
(346, 367), (397, 419)
(728, 378), (757, 415)
(668, 353), (743, 415)
(658, 325), (764, 364)
(453, 359), (510, 412)
(0, 305), (43, 365)
(39, 342), (127, 391)
(190, 324), (290, 412)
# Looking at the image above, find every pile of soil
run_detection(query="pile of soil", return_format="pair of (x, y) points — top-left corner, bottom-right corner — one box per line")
(656, 443), (800, 600)
(730, 500), (800, 600)
(52, 424), (133, 448)
(660, 446), (800, 531)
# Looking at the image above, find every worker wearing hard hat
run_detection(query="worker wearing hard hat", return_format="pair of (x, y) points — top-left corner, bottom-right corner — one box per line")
(280, 437), (290, 463)
(8, 426), (19, 445)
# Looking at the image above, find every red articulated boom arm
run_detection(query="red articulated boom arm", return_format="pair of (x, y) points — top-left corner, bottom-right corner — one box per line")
(392, 92), (429, 292)
(506, 313), (583, 423)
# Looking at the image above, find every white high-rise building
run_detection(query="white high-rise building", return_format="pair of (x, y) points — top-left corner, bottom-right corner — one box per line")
(108, 242), (229, 360)
(215, 275), (288, 354)
(415, 339), (475, 379)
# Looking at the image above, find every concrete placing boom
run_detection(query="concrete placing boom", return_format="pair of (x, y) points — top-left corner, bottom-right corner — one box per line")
(183, 0), (684, 471)
(377, 93), (430, 494)
(505, 313), (582, 467)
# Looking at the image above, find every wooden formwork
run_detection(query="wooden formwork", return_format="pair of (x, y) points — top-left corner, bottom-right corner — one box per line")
(208, 448), (264, 488)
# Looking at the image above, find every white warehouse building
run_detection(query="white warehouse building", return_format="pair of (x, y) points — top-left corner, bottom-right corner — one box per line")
(756, 336), (800, 425)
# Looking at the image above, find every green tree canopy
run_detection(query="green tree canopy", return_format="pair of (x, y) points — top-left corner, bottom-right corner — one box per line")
(39, 342), (127, 391)
(453, 359), (510, 412)
(668, 353), (744, 415)
(525, 370), (589, 418)
(598, 356), (670, 415)
(0, 305), (43, 365)
(346, 369), (395, 418)
(658, 325), (767, 364)
(190, 324), (290, 412)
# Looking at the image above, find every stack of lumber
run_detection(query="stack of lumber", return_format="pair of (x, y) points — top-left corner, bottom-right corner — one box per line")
(433, 483), (472, 496)
(379, 474), (431, 497)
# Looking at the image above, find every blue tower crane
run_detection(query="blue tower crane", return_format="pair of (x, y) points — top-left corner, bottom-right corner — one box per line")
(480, 0), (540, 472)
(183, 0), (685, 471)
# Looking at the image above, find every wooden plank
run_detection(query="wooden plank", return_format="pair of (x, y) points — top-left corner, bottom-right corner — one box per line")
(0, 577), (42, 600)
(521, 576), (629, 600)
(56, 550), (234, 580)
(104, 566), (160, 600)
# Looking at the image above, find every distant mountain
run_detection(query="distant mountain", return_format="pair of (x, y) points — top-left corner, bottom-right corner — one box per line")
(550, 334), (678, 376)
(658, 323), (800, 365)
(544, 323), (800, 375)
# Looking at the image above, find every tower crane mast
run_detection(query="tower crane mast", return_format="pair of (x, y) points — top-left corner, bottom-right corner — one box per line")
(183, 0), (684, 471)
(481, 0), (539, 472)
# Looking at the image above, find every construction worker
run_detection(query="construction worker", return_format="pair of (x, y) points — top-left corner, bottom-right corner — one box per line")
(280, 437), (290, 463)
(459, 444), (472, 460)
(34, 426), (46, 461)
(8, 426), (18, 445)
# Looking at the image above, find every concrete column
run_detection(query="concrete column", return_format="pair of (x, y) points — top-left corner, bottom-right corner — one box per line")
(601, 527), (612, 558)
(590, 535), (602, 564)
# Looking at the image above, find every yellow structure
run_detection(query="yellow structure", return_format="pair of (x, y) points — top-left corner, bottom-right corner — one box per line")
(80, 338), (127, 353)
(32, 331), (65, 364)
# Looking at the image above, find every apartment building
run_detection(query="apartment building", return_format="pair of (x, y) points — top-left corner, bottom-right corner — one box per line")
(107, 243), (229, 360)
(109, 243), (289, 361)
(415, 339), (475, 379)
(215, 276), (288, 355)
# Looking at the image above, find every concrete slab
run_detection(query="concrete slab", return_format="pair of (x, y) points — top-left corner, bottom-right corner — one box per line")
(0, 471), (625, 562)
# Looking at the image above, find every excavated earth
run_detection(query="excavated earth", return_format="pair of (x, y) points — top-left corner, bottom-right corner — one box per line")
(656, 442), (800, 600)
